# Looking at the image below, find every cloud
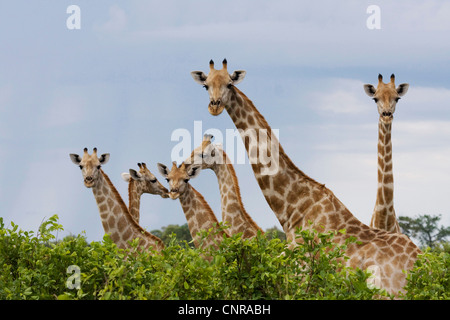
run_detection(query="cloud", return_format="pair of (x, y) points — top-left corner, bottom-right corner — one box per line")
(401, 86), (450, 120)
(306, 78), (369, 115)
(97, 5), (127, 33)
(299, 119), (450, 227)
(386, 1), (450, 31)
(101, 1), (450, 67)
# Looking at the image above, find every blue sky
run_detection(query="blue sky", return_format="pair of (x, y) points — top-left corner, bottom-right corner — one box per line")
(1, 1), (449, 242)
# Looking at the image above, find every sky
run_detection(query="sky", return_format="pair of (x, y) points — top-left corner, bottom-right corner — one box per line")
(0, 0), (449, 243)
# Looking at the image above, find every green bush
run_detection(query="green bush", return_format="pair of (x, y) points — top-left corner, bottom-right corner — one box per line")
(0, 215), (447, 300)
(400, 248), (449, 300)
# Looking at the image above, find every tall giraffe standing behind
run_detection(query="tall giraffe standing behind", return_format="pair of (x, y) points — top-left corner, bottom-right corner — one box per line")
(69, 148), (164, 251)
(190, 60), (420, 295)
(364, 74), (409, 233)
(185, 134), (263, 238)
(157, 162), (229, 249)
(121, 162), (169, 223)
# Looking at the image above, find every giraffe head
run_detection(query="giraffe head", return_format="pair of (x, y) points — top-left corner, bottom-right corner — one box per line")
(364, 74), (409, 124)
(121, 162), (169, 198)
(69, 147), (110, 188)
(191, 59), (246, 116)
(185, 134), (224, 170)
(157, 161), (201, 200)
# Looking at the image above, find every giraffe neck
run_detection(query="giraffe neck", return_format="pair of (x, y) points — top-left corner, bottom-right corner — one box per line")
(127, 179), (142, 223)
(210, 150), (262, 238)
(92, 170), (164, 251)
(225, 87), (361, 238)
(178, 185), (228, 249)
(371, 120), (401, 233)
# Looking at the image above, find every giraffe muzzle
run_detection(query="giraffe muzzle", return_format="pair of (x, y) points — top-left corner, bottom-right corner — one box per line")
(160, 192), (170, 199)
(208, 100), (225, 116)
(380, 112), (393, 123)
(84, 176), (95, 187)
(168, 191), (180, 200)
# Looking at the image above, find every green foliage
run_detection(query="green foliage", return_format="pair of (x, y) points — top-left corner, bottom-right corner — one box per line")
(204, 228), (382, 300)
(149, 224), (287, 247)
(399, 214), (450, 250)
(264, 226), (287, 241)
(400, 249), (450, 300)
(150, 223), (193, 247)
(0, 215), (447, 300)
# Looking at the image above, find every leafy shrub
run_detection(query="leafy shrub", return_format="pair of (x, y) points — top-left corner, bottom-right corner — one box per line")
(400, 249), (449, 300)
(1, 215), (447, 300)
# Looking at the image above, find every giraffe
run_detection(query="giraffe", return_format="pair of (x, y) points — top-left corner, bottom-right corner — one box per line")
(69, 148), (164, 252)
(185, 134), (263, 238)
(364, 74), (409, 233)
(121, 162), (169, 224)
(190, 59), (420, 295)
(157, 161), (229, 250)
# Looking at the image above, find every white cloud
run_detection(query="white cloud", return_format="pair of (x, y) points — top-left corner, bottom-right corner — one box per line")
(307, 78), (369, 115)
(395, 120), (450, 141)
(103, 1), (450, 65)
(386, 1), (450, 31)
(97, 5), (127, 33)
(403, 86), (450, 114)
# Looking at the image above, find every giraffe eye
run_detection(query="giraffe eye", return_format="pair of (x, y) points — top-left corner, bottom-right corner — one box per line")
(97, 165), (101, 170)
(227, 83), (232, 89)
(395, 97), (401, 102)
(150, 179), (157, 183)
(184, 179), (190, 183)
(79, 165), (83, 170)
(165, 178), (170, 182)
(373, 98), (379, 103)
(203, 85), (209, 90)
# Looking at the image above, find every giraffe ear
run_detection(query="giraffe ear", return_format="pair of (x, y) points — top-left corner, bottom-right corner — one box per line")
(98, 153), (110, 165)
(203, 134), (214, 142)
(121, 172), (131, 182)
(396, 83), (409, 97)
(187, 165), (201, 179)
(191, 71), (208, 85)
(129, 169), (142, 181)
(69, 154), (81, 165)
(157, 163), (169, 178)
(363, 84), (376, 97)
(230, 70), (246, 85)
